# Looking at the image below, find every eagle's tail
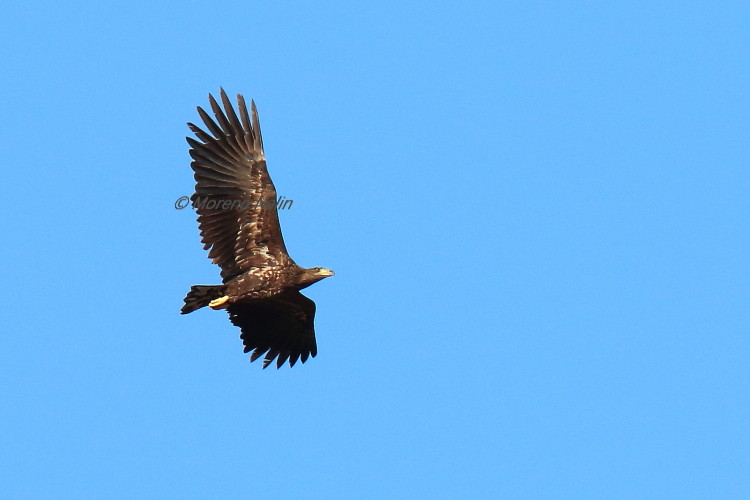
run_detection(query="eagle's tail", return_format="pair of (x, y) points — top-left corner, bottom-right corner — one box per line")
(181, 284), (227, 314)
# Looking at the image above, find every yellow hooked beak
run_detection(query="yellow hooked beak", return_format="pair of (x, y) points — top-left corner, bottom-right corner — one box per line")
(316, 268), (335, 277)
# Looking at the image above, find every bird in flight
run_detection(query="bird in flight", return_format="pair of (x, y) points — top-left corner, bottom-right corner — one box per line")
(181, 89), (334, 369)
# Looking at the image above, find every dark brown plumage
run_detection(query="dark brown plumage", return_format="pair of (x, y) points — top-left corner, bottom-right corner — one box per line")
(180, 89), (333, 369)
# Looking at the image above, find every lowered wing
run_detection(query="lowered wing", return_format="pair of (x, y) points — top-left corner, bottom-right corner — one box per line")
(227, 290), (318, 369)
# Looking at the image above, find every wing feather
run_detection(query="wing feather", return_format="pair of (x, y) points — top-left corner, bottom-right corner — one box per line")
(196, 106), (225, 140)
(208, 92), (233, 135)
(220, 88), (244, 133)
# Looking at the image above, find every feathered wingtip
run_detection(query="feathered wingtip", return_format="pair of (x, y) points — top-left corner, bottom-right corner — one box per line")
(231, 88), (264, 152)
(248, 346), (317, 370)
(250, 98), (264, 151)
(186, 88), (264, 153)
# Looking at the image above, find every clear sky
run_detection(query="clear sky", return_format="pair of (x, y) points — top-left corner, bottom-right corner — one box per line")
(2, 1), (749, 498)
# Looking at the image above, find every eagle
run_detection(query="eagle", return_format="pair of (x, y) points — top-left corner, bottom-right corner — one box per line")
(180, 89), (334, 369)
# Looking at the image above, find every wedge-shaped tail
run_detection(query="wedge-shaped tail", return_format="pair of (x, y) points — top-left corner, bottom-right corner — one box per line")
(181, 285), (227, 314)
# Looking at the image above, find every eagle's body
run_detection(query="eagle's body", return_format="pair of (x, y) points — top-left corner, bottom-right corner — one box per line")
(180, 89), (333, 369)
(227, 265), (292, 301)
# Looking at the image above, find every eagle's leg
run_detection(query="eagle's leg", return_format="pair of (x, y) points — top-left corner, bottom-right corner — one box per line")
(209, 295), (230, 309)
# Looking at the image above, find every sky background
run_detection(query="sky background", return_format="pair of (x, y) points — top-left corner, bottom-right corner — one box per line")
(2, 1), (749, 498)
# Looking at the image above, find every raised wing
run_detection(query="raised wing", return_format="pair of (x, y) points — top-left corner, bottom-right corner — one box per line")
(227, 291), (318, 369)
(187, 89), (291, 282)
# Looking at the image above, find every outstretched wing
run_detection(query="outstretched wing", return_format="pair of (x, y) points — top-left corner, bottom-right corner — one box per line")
(227, 291), (318, 369)
(187, 89), (291, 282)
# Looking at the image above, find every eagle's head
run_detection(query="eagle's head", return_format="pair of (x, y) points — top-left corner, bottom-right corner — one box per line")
(297, 267), (335, 289)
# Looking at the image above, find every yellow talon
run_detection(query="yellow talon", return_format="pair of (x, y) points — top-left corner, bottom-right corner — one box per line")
(209, 295), (230, 309)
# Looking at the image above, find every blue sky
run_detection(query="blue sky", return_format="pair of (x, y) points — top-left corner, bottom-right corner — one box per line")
(2, 1), (749, 498)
